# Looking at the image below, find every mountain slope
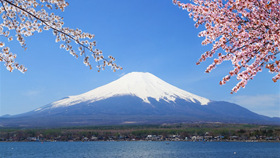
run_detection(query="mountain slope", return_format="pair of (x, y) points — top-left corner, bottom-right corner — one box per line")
(48, 72), (210, 109)
(0, 72), (279, 127)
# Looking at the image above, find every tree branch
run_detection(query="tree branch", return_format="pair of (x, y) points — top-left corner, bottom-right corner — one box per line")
(2, 0), (97, 57)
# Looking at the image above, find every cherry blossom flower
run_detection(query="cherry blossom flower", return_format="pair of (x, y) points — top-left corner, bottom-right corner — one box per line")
(173, 0), (280, 93)
(0, 0), (121, 73)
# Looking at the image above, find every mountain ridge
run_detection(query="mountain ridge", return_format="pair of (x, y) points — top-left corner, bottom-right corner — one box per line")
(1, 72), (279, 127)
(41, 72), (210, 110)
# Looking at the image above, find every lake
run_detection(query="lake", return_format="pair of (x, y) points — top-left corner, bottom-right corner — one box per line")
(1, 141), (279, 158)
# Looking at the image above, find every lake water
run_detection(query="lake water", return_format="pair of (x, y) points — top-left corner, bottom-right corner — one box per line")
(0, 141), (279, 158)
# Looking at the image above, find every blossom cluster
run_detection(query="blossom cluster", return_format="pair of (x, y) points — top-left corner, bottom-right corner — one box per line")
(0, 0), (121, 73)
(173, 0), (279, 93)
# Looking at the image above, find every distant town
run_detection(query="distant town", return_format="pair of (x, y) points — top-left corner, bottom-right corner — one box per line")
(1, 123), (279, 142)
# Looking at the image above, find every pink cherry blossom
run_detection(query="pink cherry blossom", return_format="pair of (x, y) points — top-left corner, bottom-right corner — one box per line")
(0, 0), (121, 73)
(173, 0), (280, 93)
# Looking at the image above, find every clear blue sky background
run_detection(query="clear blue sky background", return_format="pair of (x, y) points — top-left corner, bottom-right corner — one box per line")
(0, 0), (279, 117)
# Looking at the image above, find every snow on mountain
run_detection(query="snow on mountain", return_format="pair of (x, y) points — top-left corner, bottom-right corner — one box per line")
(3, 72), (279, 127)
(50, 72), (210, 108)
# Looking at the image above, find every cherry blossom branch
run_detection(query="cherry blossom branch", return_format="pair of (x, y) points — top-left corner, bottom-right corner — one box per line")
(3, 0), (84, 50)
(173, 0), (280, 93)
(0, 0), (121, 73)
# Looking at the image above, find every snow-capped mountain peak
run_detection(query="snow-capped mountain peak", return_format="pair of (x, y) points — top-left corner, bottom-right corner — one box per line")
(51, 72), (210, 108)
(5, 72), (278, 127)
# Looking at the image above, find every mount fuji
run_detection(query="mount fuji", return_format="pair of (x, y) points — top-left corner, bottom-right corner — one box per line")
(1, 72), (279, 127)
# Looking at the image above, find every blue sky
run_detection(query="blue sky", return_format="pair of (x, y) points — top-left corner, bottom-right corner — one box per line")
(0, 0), (279, 117)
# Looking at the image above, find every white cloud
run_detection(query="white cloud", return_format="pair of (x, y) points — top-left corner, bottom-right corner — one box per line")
(229, 94), (280, 117)
(23, 90), (41, 97)
(118, 72), (126, 77)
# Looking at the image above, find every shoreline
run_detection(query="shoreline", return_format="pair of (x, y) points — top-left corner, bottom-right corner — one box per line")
(1, 140), (280, 143)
